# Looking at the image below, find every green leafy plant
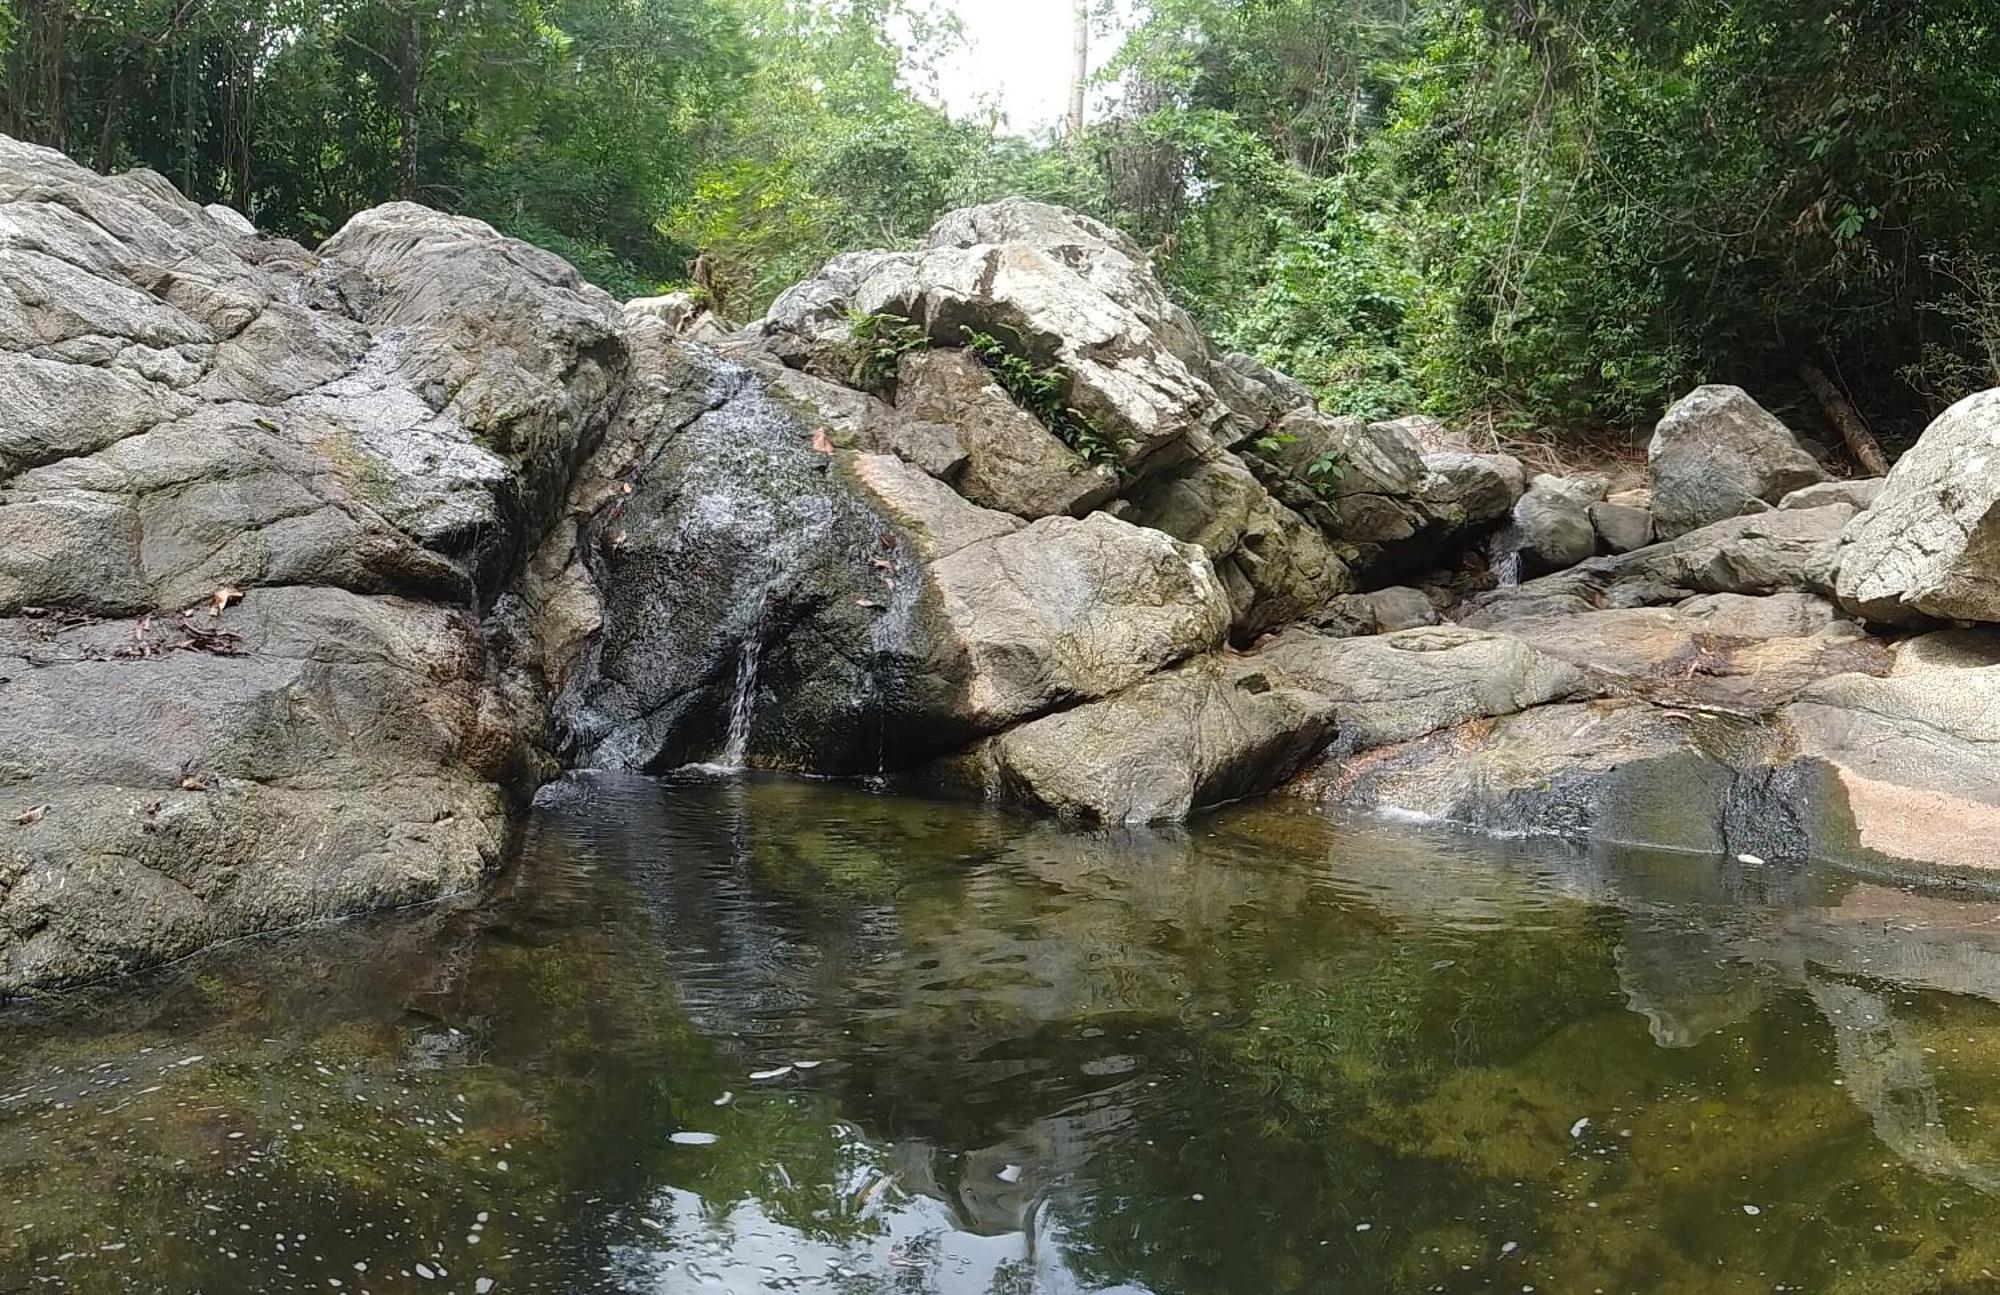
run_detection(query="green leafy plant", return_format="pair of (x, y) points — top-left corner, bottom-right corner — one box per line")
(846, 311), (929, 395)
(1306, 450), (1344, 493)
(1250, 431), (1297, 457)
(960, 327), (1119, 467)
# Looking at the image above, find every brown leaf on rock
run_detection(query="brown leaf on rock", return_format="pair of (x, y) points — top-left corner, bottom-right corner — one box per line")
(208, 585), (243, 618)
(11, 804), (48, 827)
(810, 428), (835, 454)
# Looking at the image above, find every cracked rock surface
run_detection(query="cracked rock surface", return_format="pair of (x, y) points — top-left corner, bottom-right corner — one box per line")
(0, 137), (612, 994)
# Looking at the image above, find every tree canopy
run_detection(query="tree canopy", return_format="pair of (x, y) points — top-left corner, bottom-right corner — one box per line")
(6, 0), (1999, 443)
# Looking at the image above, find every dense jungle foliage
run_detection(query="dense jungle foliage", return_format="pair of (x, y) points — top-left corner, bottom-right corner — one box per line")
(6, 0), (1998, 442)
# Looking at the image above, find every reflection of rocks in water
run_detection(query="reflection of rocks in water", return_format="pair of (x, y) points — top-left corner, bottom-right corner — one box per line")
(35, 775), (2000, 1292)
(1786, 882), (2000, 1001)
(1804, 976), (2000, 1193)
(1614, 918), (1770, 1049)
(950, 1088), (1149, 1237)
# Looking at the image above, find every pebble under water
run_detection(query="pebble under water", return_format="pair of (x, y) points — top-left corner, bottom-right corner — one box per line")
(10, 773), (2000, 1292)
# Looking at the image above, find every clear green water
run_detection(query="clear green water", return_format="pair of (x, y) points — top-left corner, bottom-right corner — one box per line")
(9, 775), (2000, 1293)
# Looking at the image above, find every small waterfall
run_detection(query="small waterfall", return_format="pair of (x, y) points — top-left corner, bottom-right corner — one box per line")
(1489, 529), (1525, 587)
(687, 590), (769, 775)
(715, 627), (765, 770)
(862, 540), (921, 789)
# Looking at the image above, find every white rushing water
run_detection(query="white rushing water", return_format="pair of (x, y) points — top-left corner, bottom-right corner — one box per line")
(714, 603), (767, 770)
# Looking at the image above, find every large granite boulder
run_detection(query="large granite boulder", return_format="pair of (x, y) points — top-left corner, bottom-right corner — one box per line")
(1836, 390), (2000, 625)
(922, 511), (1233, 733)
(1296, 593), (1892, 858)
(761, 242), (1216, 473)
(937, 654), (1339, 825)
(1421, 451), (1527, 528)
(1779, 663), (2000, 876)
(1297, 701), (1768, 854)
(1257, 625), (1584, 752)
(747, 201), (1359, 639)
(1494, 594), (1888, 715)
(935, 622), (1580, 824)
(1782, 478), (1883, 512)
(1648, 385), (1826, 539)
(1589, 499), (1655, 554)
(0, 591), (535, 992)
(921, 199), (1307, 442)
(0, 137), (612, 994)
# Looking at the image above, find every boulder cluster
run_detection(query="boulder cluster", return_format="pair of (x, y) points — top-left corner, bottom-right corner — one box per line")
(3, 135), (2000, 996)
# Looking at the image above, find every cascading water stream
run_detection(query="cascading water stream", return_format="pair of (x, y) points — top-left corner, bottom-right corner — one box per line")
(712, 592), (769, 771)
(1488, 527), (1525, 587)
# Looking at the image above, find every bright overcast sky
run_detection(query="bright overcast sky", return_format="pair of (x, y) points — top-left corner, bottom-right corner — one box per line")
(930, 0), (1132, 133)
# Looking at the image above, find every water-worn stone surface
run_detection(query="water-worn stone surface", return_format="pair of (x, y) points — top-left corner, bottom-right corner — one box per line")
(1837, 390), (2000, 625)
(19, 134), (2000, 998)
(0, 137), (600, 996)
(1649, 385), (1825, 538)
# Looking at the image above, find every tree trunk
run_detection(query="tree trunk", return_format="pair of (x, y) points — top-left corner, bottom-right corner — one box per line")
(95, 55), (130, 172)
(1066, 0), (1088, 137)
(1799, 362), (1891, 477)
(396, 8), (421, 198)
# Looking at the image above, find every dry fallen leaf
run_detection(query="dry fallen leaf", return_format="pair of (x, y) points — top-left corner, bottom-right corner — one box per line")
(11, 804), (49, 827)
(208, 585), (243, 618)
(855, 598), (882, 610)
(870, 558), (893, 572)
(810, 428), (835, 454)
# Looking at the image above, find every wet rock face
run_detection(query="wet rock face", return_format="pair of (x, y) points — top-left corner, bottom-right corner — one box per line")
(540, 337), (948, 777)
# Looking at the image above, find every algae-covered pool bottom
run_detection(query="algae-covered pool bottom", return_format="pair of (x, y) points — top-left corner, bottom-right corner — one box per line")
(8, 773), (2000, 1293)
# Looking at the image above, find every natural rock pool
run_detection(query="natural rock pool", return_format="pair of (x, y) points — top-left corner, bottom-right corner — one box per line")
(7, 775), (2000, 1293)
